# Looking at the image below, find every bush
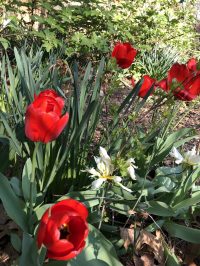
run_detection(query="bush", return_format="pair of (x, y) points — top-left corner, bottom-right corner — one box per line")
(1, 0), (199, 59)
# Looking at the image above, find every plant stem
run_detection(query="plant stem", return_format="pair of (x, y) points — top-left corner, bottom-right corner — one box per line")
(29, 142), (39, 232)
(98, 183), (109, 229)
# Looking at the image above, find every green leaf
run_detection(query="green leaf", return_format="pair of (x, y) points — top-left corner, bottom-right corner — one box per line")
(19, 233), (39, 266)
(173, 191), (200, 211)
(155, 166), (182, 178)
(146, 201), (175, 217)
(110, 203), (130, 215)
(22, 158), (37, 205)
(153, 175), (176, 192)
(0, 37), (9, 50)
(0, 112), (22, 156)
(59, 190), (100, 208)
(163, 241), (180, 266)
(35, 204), (52, 220)
(10, 233), (22, 253)
(111, 186), (136, 200)
(46, 224), (123, 266)
(10, 177), (23, 197)
(0, 172), (28, 232)
(164, 221), (200, 243)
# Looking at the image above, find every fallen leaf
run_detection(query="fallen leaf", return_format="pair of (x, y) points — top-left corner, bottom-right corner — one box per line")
(120, 227), (135, 250)
(135, 229), (165, 265)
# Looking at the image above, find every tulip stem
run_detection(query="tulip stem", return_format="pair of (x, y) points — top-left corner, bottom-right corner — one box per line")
(29, 142), (39, 232)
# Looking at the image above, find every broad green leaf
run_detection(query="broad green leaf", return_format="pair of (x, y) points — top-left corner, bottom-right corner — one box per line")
(35, 204), (52, 220)
(0, 173), (28, 232)
(22, 158), (37, 205)
(155, 166), (182, 178)
(173, 191), (200, 211)
(153, 176), (176, 192)
(10, 233), (22, 253)
(145, 220), (165, 232)
(46, 224), (123, 266)
(111, 186), (136, 200)
(164, 221), (200, 243)
(10, 177), (23, 197)
(110, 203), (130, 215)
(19, 233), (39, 266)
(0, 112), (22, 156)
(146, 201), (175, 217)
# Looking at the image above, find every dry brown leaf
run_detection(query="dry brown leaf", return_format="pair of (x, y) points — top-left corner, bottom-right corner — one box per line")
(135, 229), (165, 265)
(133, 254), (154, 266)
(141, 254), (154, 266)
(133, 255), (144, 266)
(120, 227), (135, 250)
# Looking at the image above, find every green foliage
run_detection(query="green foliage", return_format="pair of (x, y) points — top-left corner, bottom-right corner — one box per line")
(1, 0), (198, 59)
(132, 45), (180, 80)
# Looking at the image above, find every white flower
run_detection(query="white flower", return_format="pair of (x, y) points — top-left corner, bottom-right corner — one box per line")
(84, 147), (132, 192)
(126, 158), (138, 180)
(170, 146), (200, 166)
(1, 19), (11, 29)
(169, 147), (184, 164)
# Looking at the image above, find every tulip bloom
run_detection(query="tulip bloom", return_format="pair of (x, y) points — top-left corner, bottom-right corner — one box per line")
(157, 62), (200, 101)
(25, 89), (69, 143)
(187, 58), (197, 72)
(137, 75), (156, 98)
(37, 199), (89, 261)
(112, 42), (137, 69)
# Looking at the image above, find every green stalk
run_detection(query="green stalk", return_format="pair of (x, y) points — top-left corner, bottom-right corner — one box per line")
(29, 142), (39, 232)
(98, 182), (109, 230)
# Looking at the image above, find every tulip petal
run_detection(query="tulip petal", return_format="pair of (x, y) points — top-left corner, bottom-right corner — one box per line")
(47, 239), (74, 255)
(112, 42), (137, 69)
(43, 220), (60, 247)
(52, 199), (88, 220)
(168, 63), (190, 85)
(43, 113), (69, 143)
(35, 89), (65, 110)
(187, 58), (197, 72)
(68, 217), (88, 248)
(25, 105), (60, 142)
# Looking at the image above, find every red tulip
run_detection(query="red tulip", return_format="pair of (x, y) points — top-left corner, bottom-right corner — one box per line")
(112, 42), (137, 69)
(25, 89), (69, 143)
(187, 58), (197, 72)
(157, 63), (200, 101)
(37, 199), (89, 261)
(138, 75), (156, 98)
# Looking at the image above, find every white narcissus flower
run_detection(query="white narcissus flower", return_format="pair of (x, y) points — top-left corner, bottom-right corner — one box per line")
(1, 19), (11, 29)
(170, 146), (200, 166)
(126, 158), (138, 180)
(84, 147), (132, 192)
(170, 147), (184, 164)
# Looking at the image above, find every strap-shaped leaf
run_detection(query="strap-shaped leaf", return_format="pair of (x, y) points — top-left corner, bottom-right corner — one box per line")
(0, 172), (28, 232)
(164, 221), (200, 243)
